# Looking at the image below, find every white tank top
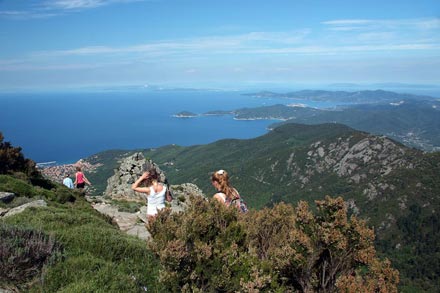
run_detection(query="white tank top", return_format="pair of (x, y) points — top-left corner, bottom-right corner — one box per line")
(146, 184), (166, 216)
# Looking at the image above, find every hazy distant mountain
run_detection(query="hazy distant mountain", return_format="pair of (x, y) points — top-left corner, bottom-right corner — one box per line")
(270, 99), (440, 151)
(244, 89), (437, 103)
(328, 82), (440, 90)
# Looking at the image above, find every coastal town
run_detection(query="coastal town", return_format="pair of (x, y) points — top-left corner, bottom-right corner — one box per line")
(38, 159), (102, 186)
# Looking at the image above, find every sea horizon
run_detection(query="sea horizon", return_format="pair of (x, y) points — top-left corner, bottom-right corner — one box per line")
(2, 87), (439, 165)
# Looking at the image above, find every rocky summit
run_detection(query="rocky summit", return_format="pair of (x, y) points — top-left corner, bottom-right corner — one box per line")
(104, 152), (168, 201)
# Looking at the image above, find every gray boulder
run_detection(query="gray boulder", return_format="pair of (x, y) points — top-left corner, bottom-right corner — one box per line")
(92, 183), (205, 241)
(3, 200), (47, 218)
(0, 192), (14, 203)
(167, 183), (206, 213)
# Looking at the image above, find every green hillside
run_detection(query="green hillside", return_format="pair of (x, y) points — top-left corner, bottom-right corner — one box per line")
(1, 130), (403, 292)
(86, 123), (440, 291)
(233, 99), (440, 151)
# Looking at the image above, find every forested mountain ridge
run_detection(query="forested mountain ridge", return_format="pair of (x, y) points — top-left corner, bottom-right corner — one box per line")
(216, 98), (440, 151)
(86, 122), (440, 291)
(243, 89), (437, 103)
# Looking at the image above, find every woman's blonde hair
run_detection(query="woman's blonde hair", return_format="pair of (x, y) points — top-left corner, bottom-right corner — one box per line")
(211, 169), (238, 201)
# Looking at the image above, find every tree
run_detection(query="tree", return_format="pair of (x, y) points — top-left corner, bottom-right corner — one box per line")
(0, 132), (37, 177)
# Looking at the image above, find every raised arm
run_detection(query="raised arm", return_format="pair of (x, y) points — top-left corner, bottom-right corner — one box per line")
(131, 172), (151, 194)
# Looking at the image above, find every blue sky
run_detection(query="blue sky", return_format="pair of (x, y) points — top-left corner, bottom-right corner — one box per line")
(0, 0), (439, 91)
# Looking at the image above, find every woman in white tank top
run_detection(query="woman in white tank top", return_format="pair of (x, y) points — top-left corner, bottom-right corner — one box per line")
(131, 169), (166, 220)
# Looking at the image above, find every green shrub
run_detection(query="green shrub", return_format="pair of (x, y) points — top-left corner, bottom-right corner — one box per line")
(42, 187), (77, 204)
(111, 199), (143, 213)
(148, 196), (400, 292)
(3, 202), (162, 292)
(0, 175), (77, 204)
(0, 175), (37, 198)
(148, 197), (281, 292)
(0, 224), (63, 289)
(0, 132), (38, 177)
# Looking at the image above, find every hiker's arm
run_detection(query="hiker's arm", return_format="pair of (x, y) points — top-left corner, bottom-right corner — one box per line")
(131, 172), (150, 194)
(84, 175), (92, 186)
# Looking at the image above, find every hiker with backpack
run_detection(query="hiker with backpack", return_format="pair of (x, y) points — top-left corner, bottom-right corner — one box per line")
(211, 169), (248, 213)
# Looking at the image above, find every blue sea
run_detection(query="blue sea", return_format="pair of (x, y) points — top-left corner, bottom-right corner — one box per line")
(3, 87), (434, 164)
(0, 90), (296, 163)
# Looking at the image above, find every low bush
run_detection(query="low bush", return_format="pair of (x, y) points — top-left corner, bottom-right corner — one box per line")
(0, 175), (38, 198)
(0, 224), (63, 289)
(148, 198), (263, 292)
(3, 201), (162, 292)
(0, 175), (77, 205)
(149, 196), (400, 292)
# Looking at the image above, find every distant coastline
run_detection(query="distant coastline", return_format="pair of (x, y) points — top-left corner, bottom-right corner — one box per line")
(172, 111), (198, 118)
(36, 161), (57, 167)
(233, 117), (290, 121)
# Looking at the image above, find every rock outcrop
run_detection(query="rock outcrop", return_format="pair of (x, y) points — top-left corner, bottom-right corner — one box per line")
(0, 192), (15, 203)
(89, 182), (205, 241)
(2, 200), (47, 218)
(167, 183), (205, 213)
(91, 201), (151, 240)
(304, 136), (413, 181)
(93, 153), (206, 240)
(104, 152), (167, 201)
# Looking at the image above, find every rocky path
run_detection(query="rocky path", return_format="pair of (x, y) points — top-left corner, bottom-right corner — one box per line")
(86, 196), (151, 240)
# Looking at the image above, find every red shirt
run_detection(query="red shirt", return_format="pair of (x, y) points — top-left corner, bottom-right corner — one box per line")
(76, 172), (84, 184)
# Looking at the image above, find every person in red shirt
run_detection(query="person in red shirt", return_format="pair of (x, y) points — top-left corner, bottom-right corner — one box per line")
(74, 166), (92, 189)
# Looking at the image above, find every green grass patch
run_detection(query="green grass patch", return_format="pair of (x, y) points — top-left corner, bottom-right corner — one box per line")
(2, 192), (162, 292)
(110, 199), (143, 213)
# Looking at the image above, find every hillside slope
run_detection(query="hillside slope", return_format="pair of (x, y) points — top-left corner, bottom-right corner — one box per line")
(233, 99), (440, 151)
(88, 122), (440, 291)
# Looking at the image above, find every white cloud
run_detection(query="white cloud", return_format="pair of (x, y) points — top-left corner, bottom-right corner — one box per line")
(323, 18), (440, 31)
(356, 32), (395, 42)
(248, 43), (440, 55)
(30, 30), (311, 59)
(2, 20), (439, 74)
(0, 0), (145, 19)
(42, 0), (144, 10)
(320, 17), (440, 51)
(43, 0), (108, 10)
(323, 19), (374, 26)
(32, 37), (440, 61)
(0, 9), (58, 19)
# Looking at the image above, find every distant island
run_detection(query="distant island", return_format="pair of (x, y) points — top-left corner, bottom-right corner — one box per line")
(202, 110), (234, 116)
(172, 111), (198, 118)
